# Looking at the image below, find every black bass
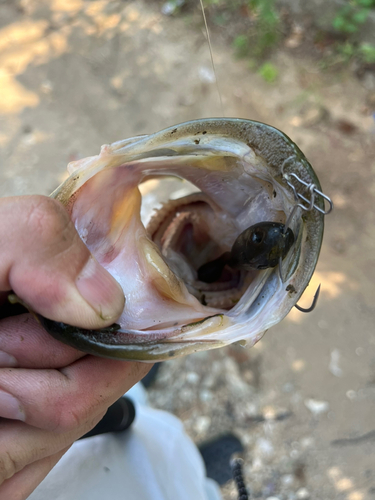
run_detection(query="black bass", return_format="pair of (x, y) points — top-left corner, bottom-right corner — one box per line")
(41, 118), (327, 361)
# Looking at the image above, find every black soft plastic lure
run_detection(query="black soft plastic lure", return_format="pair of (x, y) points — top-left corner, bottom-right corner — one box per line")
(198, 222), (294, 283)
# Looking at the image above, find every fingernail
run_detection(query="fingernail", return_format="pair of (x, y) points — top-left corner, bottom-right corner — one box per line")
(0, 390), (25, 421)
(0, 351), (18, 367)
(76, 256), (125, 321)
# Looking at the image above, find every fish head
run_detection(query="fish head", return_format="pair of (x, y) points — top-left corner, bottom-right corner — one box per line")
(44, 118), (326, 361)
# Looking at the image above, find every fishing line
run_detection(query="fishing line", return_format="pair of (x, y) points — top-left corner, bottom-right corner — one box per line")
(198, 0), (225, 116)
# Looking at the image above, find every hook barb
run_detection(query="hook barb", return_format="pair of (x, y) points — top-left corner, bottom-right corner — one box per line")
(295, 284), (321, 313)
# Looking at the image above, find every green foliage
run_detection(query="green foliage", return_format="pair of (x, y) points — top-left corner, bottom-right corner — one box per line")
(196, 0), (375, 71)
(249, 0), (279, 25)
(248, 0), (280, 57)
(202, 0), (243, 9)
(258, 61), (278, 82)
(359, 42), (375, 63)
(202, 0), (224, 6)
(232, 0), (280, 59)
(330, 1), (375, 68)
(333, 0), (375, 34)
(329, 40), (375, 67)
(337, 41), (356, 61)
(233, 34), (250, 58)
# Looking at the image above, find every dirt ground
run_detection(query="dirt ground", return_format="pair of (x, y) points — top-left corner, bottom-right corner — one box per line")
(1, 1), (375, 499)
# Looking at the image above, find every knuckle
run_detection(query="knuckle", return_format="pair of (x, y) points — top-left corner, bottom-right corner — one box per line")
(54, 399), (88, 433)
(54, 397), (106, 434)
(26, 196), (73, 246)
(56, 409), (82, 433)
(0, 451), (19, 484)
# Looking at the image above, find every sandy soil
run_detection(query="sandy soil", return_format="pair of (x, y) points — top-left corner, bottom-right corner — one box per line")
(1, 1), (375, 499)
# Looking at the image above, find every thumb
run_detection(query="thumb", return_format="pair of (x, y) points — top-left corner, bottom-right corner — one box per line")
(0, 195), (124, 329)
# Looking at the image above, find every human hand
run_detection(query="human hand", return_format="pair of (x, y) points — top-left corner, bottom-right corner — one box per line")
(0, 196), (150, 500)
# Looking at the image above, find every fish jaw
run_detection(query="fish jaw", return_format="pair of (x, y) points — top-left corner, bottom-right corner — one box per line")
(45, 118), (325, 361)
(68, 167), (218, 334)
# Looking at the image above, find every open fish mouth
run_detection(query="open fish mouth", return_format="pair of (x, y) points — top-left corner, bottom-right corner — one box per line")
(42, 118), (327, 361)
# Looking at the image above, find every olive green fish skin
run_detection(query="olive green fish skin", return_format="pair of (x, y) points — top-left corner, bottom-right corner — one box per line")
(45, 118), (324, 361)
(39, 317), (224, 361)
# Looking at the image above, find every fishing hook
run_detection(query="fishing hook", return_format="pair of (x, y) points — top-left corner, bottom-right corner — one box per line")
(295, 284), (321, 313)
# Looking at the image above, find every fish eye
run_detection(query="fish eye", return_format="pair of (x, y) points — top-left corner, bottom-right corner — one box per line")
(251, 229), (264, 244)
(229, 221), (295, 272)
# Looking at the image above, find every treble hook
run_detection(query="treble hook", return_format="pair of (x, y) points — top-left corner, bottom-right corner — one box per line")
(295, 284), (321, 313)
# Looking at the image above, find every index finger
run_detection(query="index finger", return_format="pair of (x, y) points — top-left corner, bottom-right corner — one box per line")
(0, 196), (124, 329)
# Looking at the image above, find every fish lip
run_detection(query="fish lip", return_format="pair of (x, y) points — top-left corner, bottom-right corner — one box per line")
(47, 118), (324, 360)
(39, 315), (225, 362)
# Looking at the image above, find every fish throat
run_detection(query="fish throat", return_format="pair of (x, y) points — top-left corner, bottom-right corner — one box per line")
(146, 192), (251, 309)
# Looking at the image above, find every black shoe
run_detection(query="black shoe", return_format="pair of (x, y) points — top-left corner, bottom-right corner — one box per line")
(79, 397), (136, 440)
(199, 433), (244, 486)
